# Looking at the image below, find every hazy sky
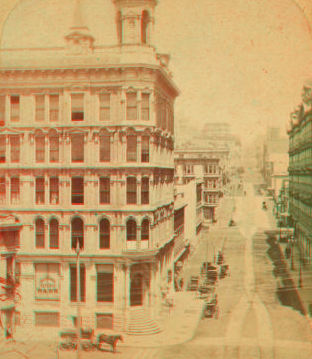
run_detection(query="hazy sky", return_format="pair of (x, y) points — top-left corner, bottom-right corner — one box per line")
(1, 0), (312, 144)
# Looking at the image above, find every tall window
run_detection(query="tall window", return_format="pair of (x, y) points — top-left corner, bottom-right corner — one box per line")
(71, 94), (84, 121)
(99, 94), (110, 121)
(35, 177), (45, 204)
(10, 136), (20, 163)
(35, 133), (45, 163)
(71, 177), (84, 205)
(35, 218), (45, 248)
(10, 95), (20, 122)
(50, 177), (59, 204)
(0, 95), (5, 124)
(126, 219), (137, 241)
(99, 134), (110, 162)
(0, 136), (5, 163)
(126, 177), (137, 204)
(11, 177), (20, 204)
(71, 134), (84, 162)
(49, 94), (59, 122)
(35, 94), (45, 122)
(126, 135), (137, 162)
(141, 136), (149, 162)
(141, 10), (150, 44)
(141, 219), (150, 241)
(141, 93), (150, 121)
(70, 264), (86, 302)
(49, 133), (59, 162)
(71, 217), (84, 250)
(0, 177), (6, 204)
(99, 219), (110, 249)
(99, 177), (110, 205)
(117, 11), (122, 44)
(126, 93), (137, 120)
(49, 218), (59, 249)
(141, 177), (149, 205)
(97, 265), (113, 302)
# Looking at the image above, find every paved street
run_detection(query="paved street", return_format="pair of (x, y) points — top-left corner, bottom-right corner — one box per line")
(2, 180), (311, 359)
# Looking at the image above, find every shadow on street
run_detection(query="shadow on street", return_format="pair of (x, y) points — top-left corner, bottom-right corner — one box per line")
(264, 231), (306, 316)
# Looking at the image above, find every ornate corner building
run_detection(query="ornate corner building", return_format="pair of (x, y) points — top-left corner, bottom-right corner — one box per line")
(288, 84), (312, 268)
(0, 0), (179, 335)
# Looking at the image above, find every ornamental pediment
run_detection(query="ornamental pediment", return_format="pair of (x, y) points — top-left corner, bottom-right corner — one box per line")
(0, 214), (20, 226)
(0, 128), (24, 136)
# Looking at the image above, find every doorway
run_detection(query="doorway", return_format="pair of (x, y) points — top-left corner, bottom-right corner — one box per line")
(130, 273), (143, 306)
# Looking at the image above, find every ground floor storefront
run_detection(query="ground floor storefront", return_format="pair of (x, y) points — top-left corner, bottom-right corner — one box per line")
(2, 242), (175, 337)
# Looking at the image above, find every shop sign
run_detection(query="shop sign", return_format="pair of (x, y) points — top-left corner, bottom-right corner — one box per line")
(36, 276), (59, 300)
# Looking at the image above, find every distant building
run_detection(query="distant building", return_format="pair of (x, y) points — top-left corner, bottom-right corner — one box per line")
(288, 82), (312, 267)
(263, 126), (289, 195)
(174, 149), (229, 226)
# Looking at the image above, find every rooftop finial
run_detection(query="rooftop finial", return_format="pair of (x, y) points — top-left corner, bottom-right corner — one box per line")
(65, 0), (95, 54)
(71, 0), (88, 31)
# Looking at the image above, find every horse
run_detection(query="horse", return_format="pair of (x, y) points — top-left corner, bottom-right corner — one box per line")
(97, 334), (123, 353)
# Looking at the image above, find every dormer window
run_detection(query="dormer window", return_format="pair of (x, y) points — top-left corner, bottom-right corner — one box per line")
(71, 94), (84, 121)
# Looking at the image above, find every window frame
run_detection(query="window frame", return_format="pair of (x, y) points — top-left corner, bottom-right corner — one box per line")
(71, 217), (84, 250)
(126, 177), (137, 205)
(141, 177), (149, 205)
(71, 134), (84, 163)
(141, 136), (149, 163)
(71, 93), (84, 122)
(10, 94), (20, 123)
(0, 136), (6, 163)
(35, 177), (45, 205)
(35, 218), (45, 249)
(126, 135), (137, 162)
(99, 177), (110, 205)
(35, 94), (45, 122)
(10, 136), (20, 163)
(99, 134), (111, 162)
(99, 93), (111, 121)
(10, 177), (20, 204)
(71, 177), (84, 205)
(99, 218), (110, 249)
(50, 176), (59, 205)
(35, 133), (45, 163)
(126, 92), (137, 121)
(49, 218), (59, 249)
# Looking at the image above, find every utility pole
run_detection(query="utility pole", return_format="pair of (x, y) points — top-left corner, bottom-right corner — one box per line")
(76, 241), (81, 359)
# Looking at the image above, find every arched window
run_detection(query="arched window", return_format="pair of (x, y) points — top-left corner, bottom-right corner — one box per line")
(127, 177), (137, 204)
(141, 219), (150, 241)
(141, 177), (149, 205)
(71, 217), (84, 250)
(50, 218), (59, 249)
(141, 10), (150, 44)
(35, 218), (45, 248)
(126, 219), (137, 241)
(99, 218), (110, 249)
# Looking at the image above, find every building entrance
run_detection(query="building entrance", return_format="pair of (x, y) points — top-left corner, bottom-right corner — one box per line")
(130, 273), (143, 306)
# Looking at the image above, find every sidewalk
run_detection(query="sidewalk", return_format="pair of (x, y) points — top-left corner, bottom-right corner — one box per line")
(266, 199), (312, 331)
(121, 197), (234, 348)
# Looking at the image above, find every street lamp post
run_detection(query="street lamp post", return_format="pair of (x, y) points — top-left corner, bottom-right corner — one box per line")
(76, 241), (81, 359)
(291, 236), (295, 271)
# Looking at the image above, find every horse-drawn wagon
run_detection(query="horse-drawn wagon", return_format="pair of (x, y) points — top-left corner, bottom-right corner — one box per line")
(58, 328), (123, 353)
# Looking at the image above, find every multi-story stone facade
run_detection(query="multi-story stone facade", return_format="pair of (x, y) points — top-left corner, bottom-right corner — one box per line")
(174, 149), (229, 226)
(0, 0), (179, 335)
(288, 82), (312, 268)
